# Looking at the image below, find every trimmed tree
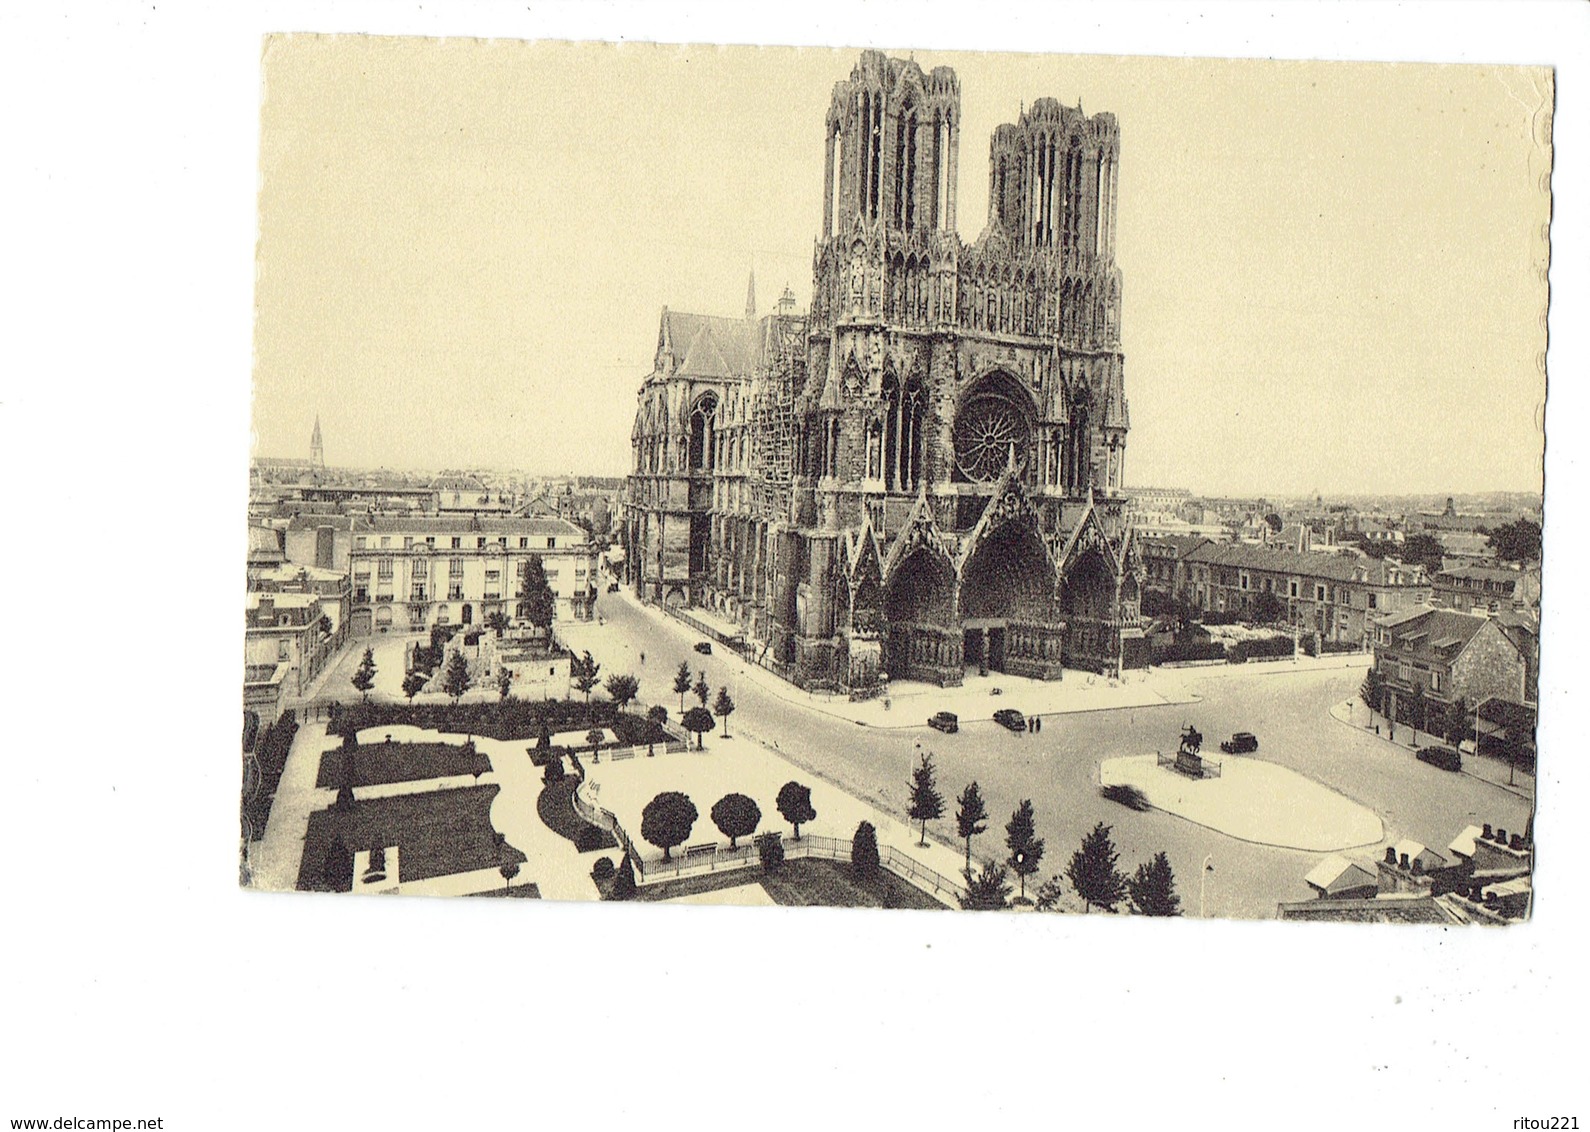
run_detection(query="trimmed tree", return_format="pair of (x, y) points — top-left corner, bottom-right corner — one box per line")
(710, 793), (761, 848)
(958, 862), (1012, 911)
(693, 672), (710, 708)
(755, 830), (784, 872)
(496, 666), (513, 700)
(518, 555), (556, 631)
(572, 651), (602, 702)
(443, 651), (472, 703)
(609, 851), (637, 899)
(1126, 851), (1181, 916)
(605, 673), (640, 713)
(907, 751), (944, 847)
(955, 781), (989, 872)
(640, 791), (698, 861)
(713, 686), (736, 737)
(322, 835), (355, 891)
(541, 754), (565, 785)
(673, 662), (693, 711)
(499, 860), (520, 893)
(851, 820), (880, 878)
(1067, 821), (1127, 913)
(776, 781), (816, 841)
(1004, 799), (1045, 903)
(402, 669), (428, 702)
(1360, 667), (1385, 714)
(586, 727), (604, 762)
(681, 705), (715, 749)
(351, 647), (377, 701)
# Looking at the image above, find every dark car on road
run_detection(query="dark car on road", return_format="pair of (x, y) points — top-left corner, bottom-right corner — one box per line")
(694, 641), (713, 655)
(993, 708), (1027, 732)
(606, 582), (619, 593)
(1417, 745), (1463, 772)
(928, 711), (959, 734)
(1220, 732), (1259, 754)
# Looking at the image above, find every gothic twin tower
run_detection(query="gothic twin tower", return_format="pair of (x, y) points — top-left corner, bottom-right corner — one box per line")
(625, 51), (1145, 692)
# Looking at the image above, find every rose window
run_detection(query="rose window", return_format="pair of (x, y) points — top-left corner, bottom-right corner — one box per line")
(954, 391), (1029, 482)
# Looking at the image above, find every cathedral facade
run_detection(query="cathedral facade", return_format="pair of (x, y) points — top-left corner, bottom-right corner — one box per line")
(625, 51), (1147, 692)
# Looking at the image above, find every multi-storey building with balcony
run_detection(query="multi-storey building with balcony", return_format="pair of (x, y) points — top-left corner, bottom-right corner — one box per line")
(625, 51), (1145, 691)
(346, 515), (596, 636)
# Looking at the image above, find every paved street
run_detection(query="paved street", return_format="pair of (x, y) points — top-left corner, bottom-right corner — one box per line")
(563, 585), (1534, 918)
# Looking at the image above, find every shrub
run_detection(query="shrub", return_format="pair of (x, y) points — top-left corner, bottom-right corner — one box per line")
(608, 852), (637, 900)
(541, 755), (566, 784)
(852, 820), (880, 878)
(755, 831), (784, 872)
(591, 856), (616, 882)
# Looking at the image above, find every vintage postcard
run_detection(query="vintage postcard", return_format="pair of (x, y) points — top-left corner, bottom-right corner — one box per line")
(244, 37), (1548, 922)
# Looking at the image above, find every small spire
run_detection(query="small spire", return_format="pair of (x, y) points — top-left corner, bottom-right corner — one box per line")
(744, 270), (757, 321)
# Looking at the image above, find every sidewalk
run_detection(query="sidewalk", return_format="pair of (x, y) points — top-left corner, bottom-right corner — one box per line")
(602, 592), (1198, 728)
(1327, 699), (1534, 800)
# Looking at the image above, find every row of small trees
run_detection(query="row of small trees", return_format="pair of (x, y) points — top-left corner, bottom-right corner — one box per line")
(667, 660), (736, 748)
(907, 751), (1181, 915)
(640, 781), (816, 860)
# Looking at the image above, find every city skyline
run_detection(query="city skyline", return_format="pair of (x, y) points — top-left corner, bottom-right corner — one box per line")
(253, 40), (1550, 497)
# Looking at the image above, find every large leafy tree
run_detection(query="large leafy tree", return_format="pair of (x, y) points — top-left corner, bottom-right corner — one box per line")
(712, 686), (736, 737)
(776, 781), (817, 840)
(1127, 851), (1181, 916)
(1004, 799), (1045, 903)
(710, 793), (761, 848)
(673, 662), (693, 711)
(605, 673), (639, 712)
(958, 862), (1012, 911)
(1485, 518), (1542, 563)
(1067, 821), (1127, 913)
(351, 647), (377, 701)
(640, 791), (698, 861)
(955, 781), (989, 872)
(1251, 590), (1286, 624)
(1400, 533), (1446, 576)
(906, 751), (944, 847)
(443, 650), (472, 703)
(518, 555), (557, 630)
(572, 651), (602, 702)
(680, 706), (715, 749)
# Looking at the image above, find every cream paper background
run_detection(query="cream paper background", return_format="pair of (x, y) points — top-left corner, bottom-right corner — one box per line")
(2, 3), (1582, 1129)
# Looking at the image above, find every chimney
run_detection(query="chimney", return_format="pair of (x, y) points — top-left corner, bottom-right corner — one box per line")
(1385, 847), (1397, 864)
(1399, 852), (1411, 869)
(1482, 823), (1493, 839)
(1496, 828), (1507, 844)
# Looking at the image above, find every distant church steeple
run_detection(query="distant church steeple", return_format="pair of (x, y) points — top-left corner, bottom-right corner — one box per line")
(310, 415), (324, 468)
(744, 270), (757, 321)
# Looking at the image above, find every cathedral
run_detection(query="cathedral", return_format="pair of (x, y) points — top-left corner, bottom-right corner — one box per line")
(625, 51), (1147, 693)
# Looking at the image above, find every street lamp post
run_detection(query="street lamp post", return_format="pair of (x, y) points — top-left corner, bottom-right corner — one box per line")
(1200, 854), (1214, 918)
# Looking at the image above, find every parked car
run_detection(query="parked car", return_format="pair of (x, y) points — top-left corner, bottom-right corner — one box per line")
(694, 641), (713, 655)
(1220, 731), (1259, 754)
(993, 708), (1027, 732)
(606, 582), (619, 593)
(928, 711), (959, 734)
(1417, 745), (1462, 772)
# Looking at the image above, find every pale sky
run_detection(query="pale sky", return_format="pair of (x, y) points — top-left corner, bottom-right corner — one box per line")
(253, 38), (1550, 496)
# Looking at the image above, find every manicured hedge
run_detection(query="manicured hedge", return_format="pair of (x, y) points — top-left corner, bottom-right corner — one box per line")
(328, 699), (668, 748)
